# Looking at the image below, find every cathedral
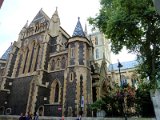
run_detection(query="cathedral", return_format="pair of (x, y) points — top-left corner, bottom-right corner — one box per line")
(0, 8), (111, 116)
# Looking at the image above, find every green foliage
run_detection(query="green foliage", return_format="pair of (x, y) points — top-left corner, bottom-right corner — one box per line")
(135, 82), (155, 117)
(90, 99), (105, 111)
(88, 0), (160, 89)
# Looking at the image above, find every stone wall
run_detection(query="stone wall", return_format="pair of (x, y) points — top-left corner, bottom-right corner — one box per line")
(0, 115), (156, 120)
(150, 89), (160, 120)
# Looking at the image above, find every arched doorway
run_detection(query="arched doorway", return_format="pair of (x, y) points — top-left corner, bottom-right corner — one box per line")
(0, 106), (5, 115)
(50, 80), (62, 104)
(38, 106), (44, 116)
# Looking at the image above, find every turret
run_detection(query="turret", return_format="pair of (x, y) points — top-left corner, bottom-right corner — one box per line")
(64, 18), (92, 116)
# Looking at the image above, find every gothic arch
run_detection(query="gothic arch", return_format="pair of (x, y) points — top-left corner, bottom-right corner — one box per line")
(37, 105), (44, 116)
(49, 80), (62, 104)
(0, 106), (5, 115)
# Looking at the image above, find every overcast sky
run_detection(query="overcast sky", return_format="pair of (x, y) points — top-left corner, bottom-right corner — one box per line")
(0, 0), (136, 64)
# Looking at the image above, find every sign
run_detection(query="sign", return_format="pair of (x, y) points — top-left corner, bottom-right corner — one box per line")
(58, 107), (62, 111)
(81, 96), (84, 108)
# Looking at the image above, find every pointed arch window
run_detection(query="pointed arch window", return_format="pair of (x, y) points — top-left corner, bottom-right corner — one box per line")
(28, 42), (35, 72)
(23, 48), (29, 73)
(56, 58), (61, 69)
(61, 57), (66, 69)
(34, 45), (40, 71)
(50, 81), (60, 104)
(54, 83), (59, 103)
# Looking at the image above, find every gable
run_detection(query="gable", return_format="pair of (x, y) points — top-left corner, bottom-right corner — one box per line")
(29, 9), (50, 27)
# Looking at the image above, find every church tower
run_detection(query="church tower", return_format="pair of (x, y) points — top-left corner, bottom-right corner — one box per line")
(63, 18), (93, 116)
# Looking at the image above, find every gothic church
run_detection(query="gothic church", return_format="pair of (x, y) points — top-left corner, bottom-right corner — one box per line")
(0, 8), (110, 116)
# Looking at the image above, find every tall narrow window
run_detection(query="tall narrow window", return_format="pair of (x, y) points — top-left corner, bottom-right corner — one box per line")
(95, 36), (98, 45)
(34, 45), (40, 71)
(71, 48), (75, 58)
(51, 59), (55, 71)
(61, 57), (66, 69)
(28, 43), (35, 72)
(54, 83), (59, 103)
(23, 49), (29, 73)
(70, 72), (74, 82)
(96, 49), (99, 59)
(56, 58), (60, 69)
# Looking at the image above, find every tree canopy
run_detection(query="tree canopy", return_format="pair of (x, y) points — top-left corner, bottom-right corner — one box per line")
(88, 0), (160, 88)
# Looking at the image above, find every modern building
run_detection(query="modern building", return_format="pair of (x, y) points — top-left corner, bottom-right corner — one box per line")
(108, 60), (139, 88)
(0, 8), (110, 117)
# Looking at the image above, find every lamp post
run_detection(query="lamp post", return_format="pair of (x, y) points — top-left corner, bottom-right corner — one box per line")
(80, 75), (83, 116)
(117, 60), (123, 87)
(117, 60), (127, 120)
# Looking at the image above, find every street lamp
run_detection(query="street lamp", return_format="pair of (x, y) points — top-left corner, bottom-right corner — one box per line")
(80, 74), (83, 116)
(117, 60), (123, 87)
(117, 60), (127, 120)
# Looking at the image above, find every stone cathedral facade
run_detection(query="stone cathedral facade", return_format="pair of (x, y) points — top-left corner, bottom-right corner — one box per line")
(0, 8), (111, 116)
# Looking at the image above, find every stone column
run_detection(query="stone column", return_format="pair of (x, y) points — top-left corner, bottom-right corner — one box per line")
(11, 51), (21, 77)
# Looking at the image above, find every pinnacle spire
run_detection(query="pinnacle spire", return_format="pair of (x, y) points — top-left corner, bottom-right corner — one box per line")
(72, 17), (85, 37)
(23, 20), (28, 28)
(84, 23), (88, 36)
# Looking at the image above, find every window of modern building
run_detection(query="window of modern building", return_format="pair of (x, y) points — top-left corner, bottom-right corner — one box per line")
(121, 75), (127, 87)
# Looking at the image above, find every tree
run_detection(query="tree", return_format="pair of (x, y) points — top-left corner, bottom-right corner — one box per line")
(135, 82), (155, 117)
(88, 0), (160, 89)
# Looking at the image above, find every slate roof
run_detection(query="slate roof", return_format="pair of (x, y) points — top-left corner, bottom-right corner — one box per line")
(108, 60), (139, 72)
(72, 17), (85, 37)
(1, 45), (13, 60)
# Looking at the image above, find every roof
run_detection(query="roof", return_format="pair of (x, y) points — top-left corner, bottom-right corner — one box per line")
(108, 60), (139, 71)
(72, 17), (85, 37)
(1, 45), (13, 60)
